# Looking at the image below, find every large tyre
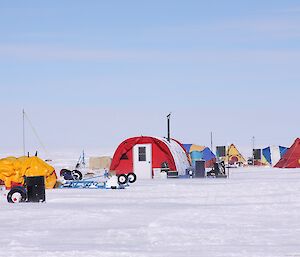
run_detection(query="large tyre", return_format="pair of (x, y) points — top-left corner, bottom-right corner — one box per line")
(127, 173), (137, 183)
(72, 170), (83, 180)
(7, 186), (27, 203)
(61, 169), (73, 180)
(60, 168), (71, 177)
(118, 174), (128, 185)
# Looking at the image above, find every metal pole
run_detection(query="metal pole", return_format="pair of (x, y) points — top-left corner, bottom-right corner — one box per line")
(252, 136), (255, 166)
(22, 109), (25, 156)
(82, 150), (85, 167)
(227, 145), (230, 178)
(210, 132), (213, 151)
(167, 113), (171, 142)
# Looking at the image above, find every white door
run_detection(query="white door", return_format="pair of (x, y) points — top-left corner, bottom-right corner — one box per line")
(133, 144), (152, 179)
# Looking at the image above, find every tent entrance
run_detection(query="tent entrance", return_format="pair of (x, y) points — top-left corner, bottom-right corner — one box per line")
(133, 144), (152, 179)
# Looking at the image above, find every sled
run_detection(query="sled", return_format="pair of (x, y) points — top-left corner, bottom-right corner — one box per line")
(60, 172), (136, 189)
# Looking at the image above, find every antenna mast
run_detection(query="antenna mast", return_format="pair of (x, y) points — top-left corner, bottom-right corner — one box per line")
(23, 109), (25, 156)
(22, 109), (49, 157)
(167, 113), (171, 142)
(210, 131), (213, 151)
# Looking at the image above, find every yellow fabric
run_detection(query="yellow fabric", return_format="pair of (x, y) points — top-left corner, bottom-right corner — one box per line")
(189, 145), (206, 153)
(225, 144), (246, 164)
(261, 155), (270, 166)
(0, 156), (57, 189)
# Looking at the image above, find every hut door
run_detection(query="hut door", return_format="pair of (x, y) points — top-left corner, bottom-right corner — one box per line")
(133, 144), (152, 179)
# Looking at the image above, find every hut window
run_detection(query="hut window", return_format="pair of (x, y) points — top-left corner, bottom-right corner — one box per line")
(138, 147), (146, 161)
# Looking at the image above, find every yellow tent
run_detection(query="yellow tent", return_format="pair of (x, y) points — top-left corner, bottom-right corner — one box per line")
(225, 144), (246, 164)
(0, 156), (57, 189)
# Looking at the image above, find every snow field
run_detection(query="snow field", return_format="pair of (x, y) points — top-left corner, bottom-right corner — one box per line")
(1, 168), (300, 257)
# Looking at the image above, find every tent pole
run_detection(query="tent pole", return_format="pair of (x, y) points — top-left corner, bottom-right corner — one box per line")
(210, 132), (213, 152)
(252, 136), (255, 166)
(227, 145), (230, 178)
(23, 109), (25, 156)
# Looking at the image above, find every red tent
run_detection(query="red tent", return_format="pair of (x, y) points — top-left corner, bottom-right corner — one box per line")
(275, 138), (300, 168)
(110, 136), (190, 179)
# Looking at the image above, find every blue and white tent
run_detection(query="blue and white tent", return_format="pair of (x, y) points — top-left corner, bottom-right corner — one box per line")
(262, 146), (288, 166)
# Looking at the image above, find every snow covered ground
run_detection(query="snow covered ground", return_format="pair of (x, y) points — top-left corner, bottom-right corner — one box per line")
(1, 167), (300, 257)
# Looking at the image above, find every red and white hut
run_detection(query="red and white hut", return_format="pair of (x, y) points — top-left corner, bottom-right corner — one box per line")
(110, 136), (190, 179)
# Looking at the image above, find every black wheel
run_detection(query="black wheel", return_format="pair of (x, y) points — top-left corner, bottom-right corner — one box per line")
(127, 173), (137, 183)
(61, 169), (73, 180)
(118, 174), (128, 185)
(60, 168), (71, 177)
(72, 170), (83, 180)
(7, 186), (27, 203)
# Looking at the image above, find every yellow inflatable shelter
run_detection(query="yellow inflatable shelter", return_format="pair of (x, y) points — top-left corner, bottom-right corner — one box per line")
(0, 156), (57, 189)
(225, 144), (247, 165)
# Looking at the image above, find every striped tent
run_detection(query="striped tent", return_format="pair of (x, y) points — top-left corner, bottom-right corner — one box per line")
(261, 146), (288, 167)
(183, 144), (216, 168)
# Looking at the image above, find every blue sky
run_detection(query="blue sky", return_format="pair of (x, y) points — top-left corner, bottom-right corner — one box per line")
(0, 1), (299, 156)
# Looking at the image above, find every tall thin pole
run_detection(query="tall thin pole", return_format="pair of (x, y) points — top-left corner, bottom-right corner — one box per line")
(22, 109), (25, 156)
(227, 144), (230, 178)
(252, 136), (255, 166)
(82, 150), (85, 166)
(210, 132), (213, 151)
(167, 113), (171, 142)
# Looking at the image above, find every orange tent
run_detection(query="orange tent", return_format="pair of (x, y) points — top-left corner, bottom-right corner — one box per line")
(0, 156), (57, 189)
(275, 138), (300, 168)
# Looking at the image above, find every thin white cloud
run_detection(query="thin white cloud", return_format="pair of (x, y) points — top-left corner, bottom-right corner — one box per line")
(214, 18), (300, 39)
(0, 44), (300, 64)
(142, 15), (300, 43)
(0, 44), (161, 61)
(272, 6), (300, 13)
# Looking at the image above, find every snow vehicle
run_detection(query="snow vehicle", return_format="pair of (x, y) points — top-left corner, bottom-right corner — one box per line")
(59, 151), (138, 186)
(60, 170), (137, 189)
(7, 176), (46, 203)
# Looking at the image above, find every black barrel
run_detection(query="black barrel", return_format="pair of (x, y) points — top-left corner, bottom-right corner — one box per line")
(195, 160), (206, 178)
(26, 176), (46, 202)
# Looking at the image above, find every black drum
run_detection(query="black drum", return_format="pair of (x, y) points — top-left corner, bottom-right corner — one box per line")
(25, 176), (46, 202)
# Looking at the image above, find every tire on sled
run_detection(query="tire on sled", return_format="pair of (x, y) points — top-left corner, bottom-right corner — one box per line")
(127, 173), (137, 183)
(61, 169), (73, 180)
(72, 170), (83, 180)
(60, 168), (71, 177)
(7, 186), (27, 203)
(117, 174), (128, 185)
